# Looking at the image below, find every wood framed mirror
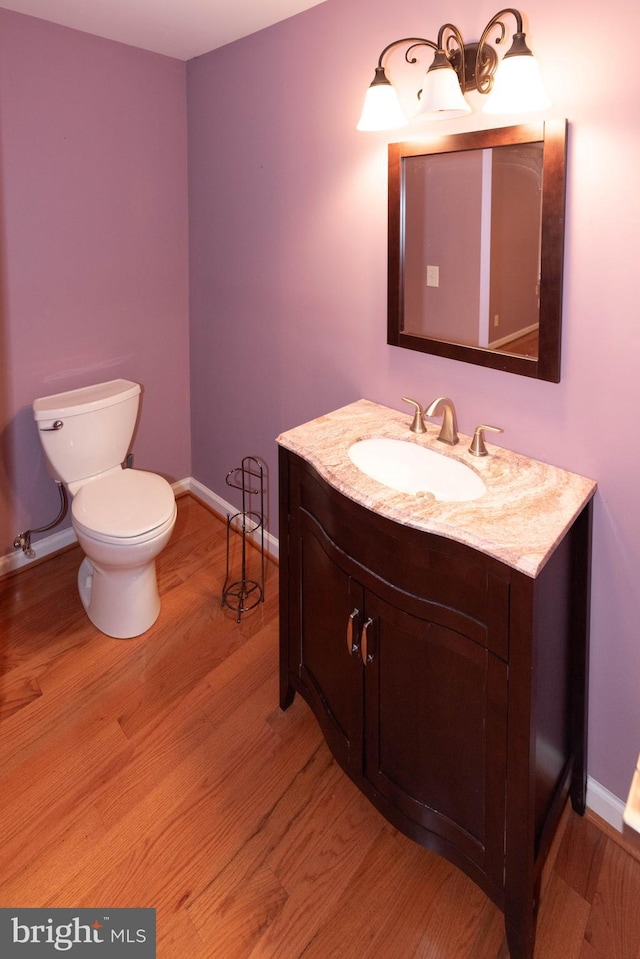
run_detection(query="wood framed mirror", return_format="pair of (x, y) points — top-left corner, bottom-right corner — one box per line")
(388, 119), (567, 382)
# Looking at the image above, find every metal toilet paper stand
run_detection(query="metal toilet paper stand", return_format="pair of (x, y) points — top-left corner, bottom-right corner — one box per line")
(221, 456), (265, 622)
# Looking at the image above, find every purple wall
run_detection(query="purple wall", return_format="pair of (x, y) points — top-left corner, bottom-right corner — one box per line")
(0, 9), (190, 544)
(187, 0), (640, 804)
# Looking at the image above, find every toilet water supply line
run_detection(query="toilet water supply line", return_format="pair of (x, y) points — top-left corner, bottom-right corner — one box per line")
(13, 482), (69, 559)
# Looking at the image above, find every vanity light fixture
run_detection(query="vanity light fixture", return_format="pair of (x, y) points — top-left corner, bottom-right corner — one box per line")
(357, 7), (550, 130)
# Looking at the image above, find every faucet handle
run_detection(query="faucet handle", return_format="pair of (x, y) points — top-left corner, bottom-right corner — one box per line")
(469, 424), (504, 457)
(402, 397), (427, 434)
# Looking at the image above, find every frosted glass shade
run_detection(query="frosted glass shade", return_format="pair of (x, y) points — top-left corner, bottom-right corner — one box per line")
(357, 82), (408, 131)
(483, 54), (550, 114)
(416, 62), (472, 120)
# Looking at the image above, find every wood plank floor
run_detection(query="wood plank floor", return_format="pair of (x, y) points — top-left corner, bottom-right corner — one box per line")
(1, 493), (639, 958)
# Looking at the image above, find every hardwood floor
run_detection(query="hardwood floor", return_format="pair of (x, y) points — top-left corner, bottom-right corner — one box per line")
(1, 493), (638, 958)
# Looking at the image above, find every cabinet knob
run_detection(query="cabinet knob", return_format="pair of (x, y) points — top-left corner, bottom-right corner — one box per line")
(347, 608), (360, 655)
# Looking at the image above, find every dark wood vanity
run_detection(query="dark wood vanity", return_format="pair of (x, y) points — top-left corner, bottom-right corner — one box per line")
(278, 418), (594, 959)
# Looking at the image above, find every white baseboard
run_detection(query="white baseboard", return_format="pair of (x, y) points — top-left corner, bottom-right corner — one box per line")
(2, 476), (278, 577)
(171, 477), (191, 497)
(587, 775), (626, 832)
(1, 526), (79, 577)
(488, 322), (539, 351)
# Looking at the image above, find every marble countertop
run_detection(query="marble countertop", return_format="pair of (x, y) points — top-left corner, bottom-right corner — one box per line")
(277, 399), (597, 578)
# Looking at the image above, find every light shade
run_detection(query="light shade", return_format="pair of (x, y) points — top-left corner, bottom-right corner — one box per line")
(357, 68), (408, 131)
(415, 52), (472, 121)
(482, 51), (550, 114)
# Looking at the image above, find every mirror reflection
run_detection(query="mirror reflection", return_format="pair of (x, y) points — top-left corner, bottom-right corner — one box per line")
(403, 143), (543, 359)
(388, 121), (567, 382)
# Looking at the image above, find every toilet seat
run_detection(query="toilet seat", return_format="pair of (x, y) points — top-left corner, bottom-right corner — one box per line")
(72, 469), (176, 544)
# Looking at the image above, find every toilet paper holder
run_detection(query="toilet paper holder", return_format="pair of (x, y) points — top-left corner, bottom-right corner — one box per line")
(221, 456), (265, 623)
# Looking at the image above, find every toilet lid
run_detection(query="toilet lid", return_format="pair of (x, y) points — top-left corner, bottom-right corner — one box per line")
(72, 469), (176, 538)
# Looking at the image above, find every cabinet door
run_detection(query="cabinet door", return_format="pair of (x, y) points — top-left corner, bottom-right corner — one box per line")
(363, 590), (507, 886)
(295, 515), (364, 773)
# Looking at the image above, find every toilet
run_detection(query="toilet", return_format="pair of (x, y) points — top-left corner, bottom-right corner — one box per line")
(33, 379), (177, 639)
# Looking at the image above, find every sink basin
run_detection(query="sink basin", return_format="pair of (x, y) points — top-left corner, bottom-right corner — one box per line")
(348, 438), (487, 502)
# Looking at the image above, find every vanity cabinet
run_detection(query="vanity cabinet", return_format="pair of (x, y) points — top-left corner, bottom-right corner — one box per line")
(279, 446), (592, 959)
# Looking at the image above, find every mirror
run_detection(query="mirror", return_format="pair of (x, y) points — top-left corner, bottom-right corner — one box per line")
(388, 120), (567, 382)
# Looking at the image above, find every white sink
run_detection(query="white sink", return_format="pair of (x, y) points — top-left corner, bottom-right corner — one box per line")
(348, 438), (487, 502)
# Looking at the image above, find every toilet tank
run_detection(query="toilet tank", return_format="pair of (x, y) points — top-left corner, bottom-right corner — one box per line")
(33, 379), (141, 485)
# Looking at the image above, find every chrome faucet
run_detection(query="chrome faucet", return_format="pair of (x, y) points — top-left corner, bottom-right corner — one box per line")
(426, 397), (459, 445)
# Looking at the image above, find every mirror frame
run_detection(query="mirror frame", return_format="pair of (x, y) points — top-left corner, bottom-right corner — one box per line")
(388, 119), (567, 382)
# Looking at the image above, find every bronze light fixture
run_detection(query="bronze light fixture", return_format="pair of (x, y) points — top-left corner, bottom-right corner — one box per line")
(357, 8), (550, 130)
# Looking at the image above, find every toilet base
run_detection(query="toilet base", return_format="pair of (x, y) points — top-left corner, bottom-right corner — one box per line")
(78, 556), (161, 639)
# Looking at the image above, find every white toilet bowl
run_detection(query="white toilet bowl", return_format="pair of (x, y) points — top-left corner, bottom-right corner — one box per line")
(33, 378), (177, 639)
(71, 468), (177, 639)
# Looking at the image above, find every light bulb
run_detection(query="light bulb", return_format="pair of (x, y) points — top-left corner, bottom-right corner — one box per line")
(415, 50), (471, 121)
(357, 68), (408, 131)
(483, 52), (550, 114)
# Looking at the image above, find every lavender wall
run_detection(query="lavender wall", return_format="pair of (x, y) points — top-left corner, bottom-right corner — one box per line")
(187, 0), (640, 804)
(0, 9), (190, 548)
